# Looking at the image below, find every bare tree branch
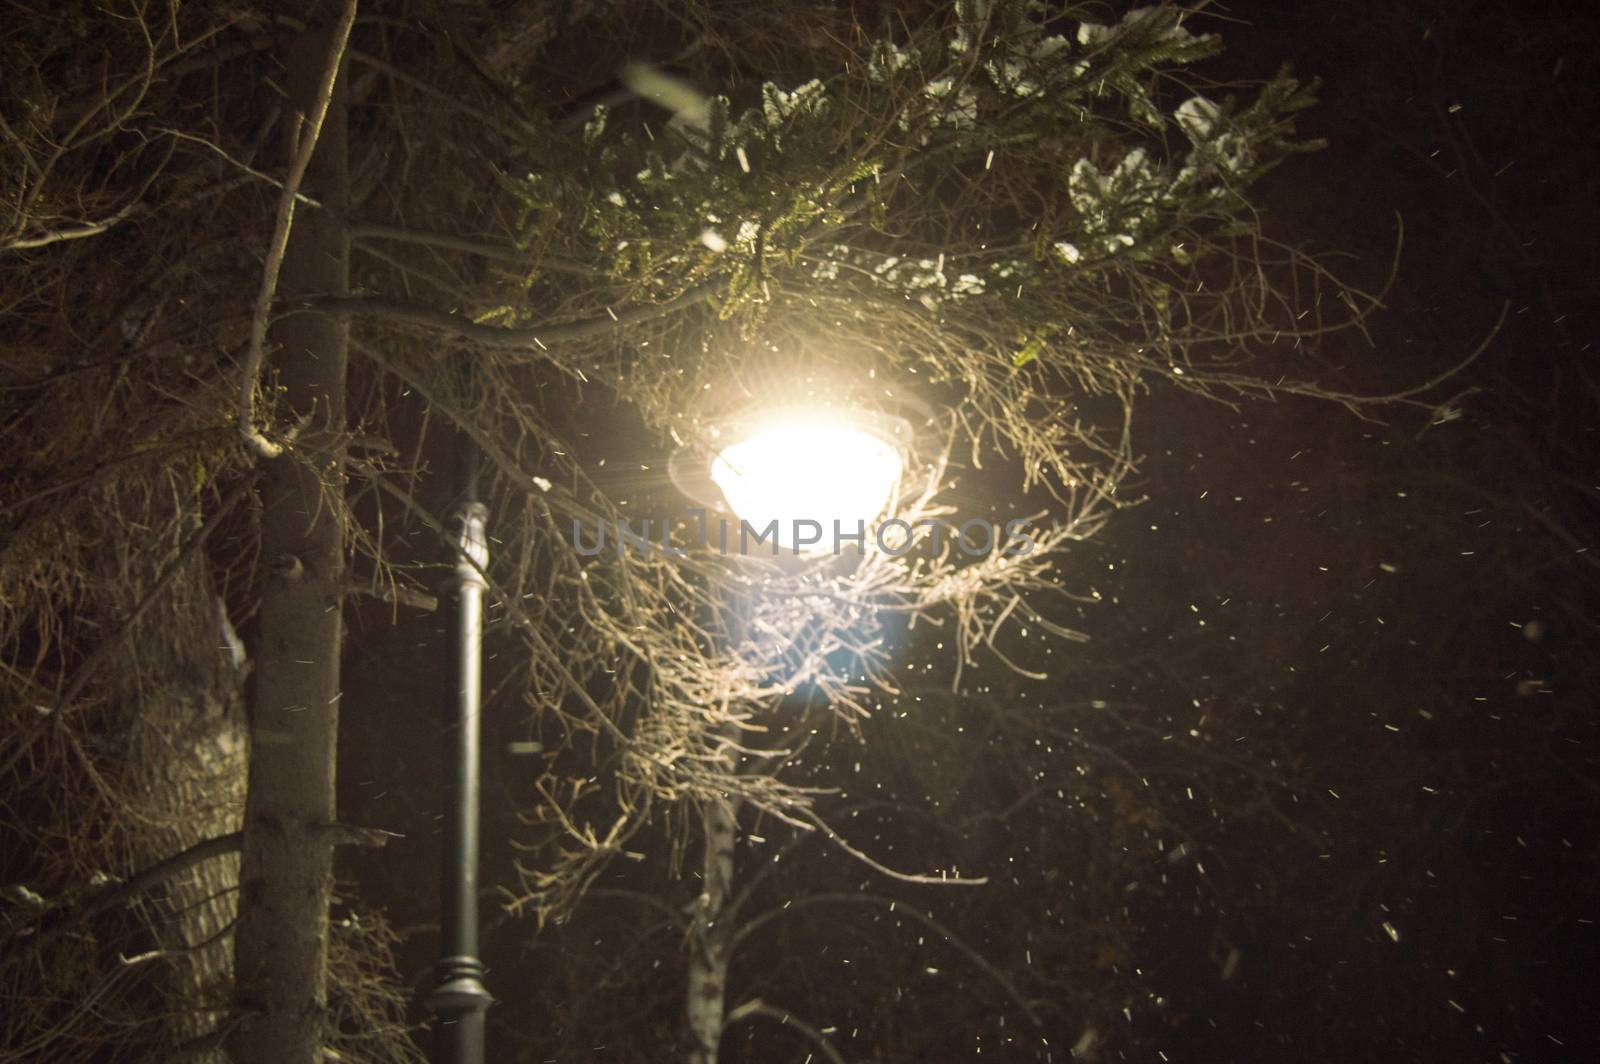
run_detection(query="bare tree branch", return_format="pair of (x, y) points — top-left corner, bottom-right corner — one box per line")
(724, 999), (847, 1064)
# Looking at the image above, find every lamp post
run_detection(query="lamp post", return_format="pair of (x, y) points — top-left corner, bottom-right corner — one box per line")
(426, 436), (493, 1064)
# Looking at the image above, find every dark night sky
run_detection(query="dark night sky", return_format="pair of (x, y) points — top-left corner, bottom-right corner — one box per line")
(332, 3), (1600, 1061)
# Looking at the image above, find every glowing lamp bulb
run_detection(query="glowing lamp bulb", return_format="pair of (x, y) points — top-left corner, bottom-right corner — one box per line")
(710, 417), (904, 553)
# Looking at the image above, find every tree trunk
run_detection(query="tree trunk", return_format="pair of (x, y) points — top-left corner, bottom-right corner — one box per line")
(686, 787), (738, 1064)
(108, 540), (246, 1060)
(227, 14), (349, 1063)
(127, 673), (246, 1061)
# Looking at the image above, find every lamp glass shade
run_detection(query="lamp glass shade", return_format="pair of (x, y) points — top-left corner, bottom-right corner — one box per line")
(709, 417), (904, 553)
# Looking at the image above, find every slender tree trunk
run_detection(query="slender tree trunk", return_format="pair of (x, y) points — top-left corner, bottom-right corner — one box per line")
(686, 781), (738, 1064)
(227, 14), (349, 1063)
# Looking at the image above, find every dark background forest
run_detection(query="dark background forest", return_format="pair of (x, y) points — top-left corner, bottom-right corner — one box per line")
(3, 1), (1597, 1062)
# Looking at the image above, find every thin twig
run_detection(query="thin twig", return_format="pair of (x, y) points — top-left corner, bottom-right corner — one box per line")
(154, 125), (324, 208)
(724, 999), (847, 1064)
(801, 808), (988, 886)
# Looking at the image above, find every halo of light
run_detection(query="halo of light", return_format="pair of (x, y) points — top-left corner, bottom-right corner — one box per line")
(708, 412), (905, 553)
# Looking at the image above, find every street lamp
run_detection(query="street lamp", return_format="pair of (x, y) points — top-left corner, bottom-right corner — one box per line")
(422, 402), (911, 1064)
(426, 438), (493, 1064)
(672, 405), (912, 553)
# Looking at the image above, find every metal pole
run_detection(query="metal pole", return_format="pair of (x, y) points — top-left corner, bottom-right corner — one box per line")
(427, 438), (492, 1063)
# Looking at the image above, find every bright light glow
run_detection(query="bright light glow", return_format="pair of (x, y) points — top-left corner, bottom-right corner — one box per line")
(710, 415), (904, 553)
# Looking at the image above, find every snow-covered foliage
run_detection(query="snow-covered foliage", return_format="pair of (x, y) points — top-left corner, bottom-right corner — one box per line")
(511, 0), (1321, 353)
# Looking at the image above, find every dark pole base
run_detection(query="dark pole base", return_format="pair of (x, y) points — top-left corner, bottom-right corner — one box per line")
(428, 956), (492, 1064)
